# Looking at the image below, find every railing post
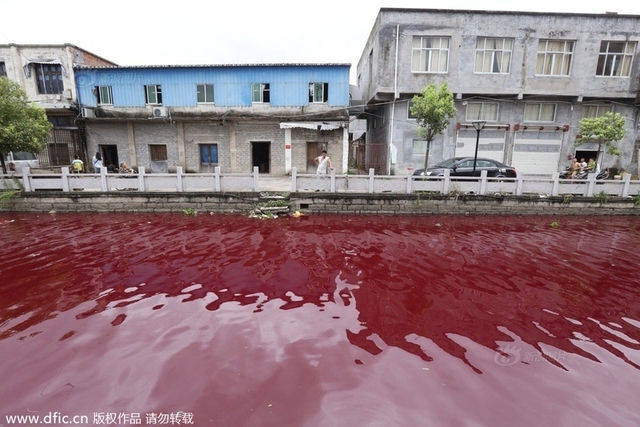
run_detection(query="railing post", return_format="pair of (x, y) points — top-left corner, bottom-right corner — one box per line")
(21, 167), (32, 192)
(330, 169), (336, 193)
(61, 166), (70, 192)
(442, 169), (451, 194)
(621, 174), (631, 197)
(176, 166), (184, 192)
(253, 166), (259, 192)
(368, 168), (375, 193)
(406, 169), (412, 194)
(551, 173), (560, 197)
(137, 166), (146, 192)
(291, 167), (297, 192)
(100, 167), (108, 192)
(586, 173), (596, 197)
(214, 166), (221, 191)
(479, 170), (488, 195)
(516, 176), (524, 196)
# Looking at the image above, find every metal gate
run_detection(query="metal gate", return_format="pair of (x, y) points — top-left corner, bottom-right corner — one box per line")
(37, 128), (84, 168)
(352, 141), (388, 174)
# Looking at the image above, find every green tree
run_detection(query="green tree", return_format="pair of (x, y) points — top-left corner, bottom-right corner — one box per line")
(0, 77), (52, 174)
(575, 111), (626, 169)
(410, 82), (457, 170)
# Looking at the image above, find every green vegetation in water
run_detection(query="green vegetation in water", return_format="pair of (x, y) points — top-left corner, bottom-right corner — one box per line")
(550, 221), (561, 228)
(182, 208), (198, 216)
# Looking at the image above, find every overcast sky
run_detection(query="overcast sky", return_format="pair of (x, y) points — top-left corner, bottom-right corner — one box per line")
(3, 0), (640, 83)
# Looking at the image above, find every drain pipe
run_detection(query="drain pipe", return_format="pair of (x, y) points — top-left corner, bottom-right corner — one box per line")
(387, 24), (400, 175)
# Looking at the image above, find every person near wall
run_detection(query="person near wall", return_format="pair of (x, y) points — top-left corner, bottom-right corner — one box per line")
(314, 150), (333, 177)
(569, 158), (581, 179)
(119, 162), (133, 173)
(71, 155), (84, 174)
(92, 152), (103, 174)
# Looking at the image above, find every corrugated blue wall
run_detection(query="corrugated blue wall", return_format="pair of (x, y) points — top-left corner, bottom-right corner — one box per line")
(75, 65), (350, 108)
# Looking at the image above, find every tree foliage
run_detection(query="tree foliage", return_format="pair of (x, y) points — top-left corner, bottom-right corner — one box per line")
(0, 77), (52, 173)
(575, 111), (626, 157)
(410, 83), (457, 170)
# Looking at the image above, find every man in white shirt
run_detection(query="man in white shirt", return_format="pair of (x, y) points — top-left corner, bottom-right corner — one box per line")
(314, 150), (333, 177)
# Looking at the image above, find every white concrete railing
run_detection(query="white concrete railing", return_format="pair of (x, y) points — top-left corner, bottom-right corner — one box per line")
(1, 166), (639, 198)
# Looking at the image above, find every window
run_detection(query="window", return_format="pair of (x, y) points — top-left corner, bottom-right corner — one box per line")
(309, 83), (328, 103)
(407, 101), (417, 120)
(95, 86), (113, 105)
(596, 41), (636, 77)
(411, 36), (450, 73)
(582, 105), (613, 118)
(465, 102), (499, 122)
(475, 38), (513, 74)
(412, 139), (427, 156)
(536, 40), (574, 76)
(252, 83), (270, 103)
(145, 85), (162, 105)
(0, 62), (6, 77)
(524, 103), (556, 122)
(35, 63), (64, 94)
(149, 144), (168, 161)
(200, 144), (218, 164)
(197, 84), (214, 103)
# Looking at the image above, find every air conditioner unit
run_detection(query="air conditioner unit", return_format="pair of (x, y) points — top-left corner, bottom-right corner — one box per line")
(81, 107), (95, 118)
(152, 106), (168, 118)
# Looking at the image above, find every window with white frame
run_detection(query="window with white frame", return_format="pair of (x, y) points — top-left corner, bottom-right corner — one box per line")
(412, 139), (427, 156)
(524, 103), (556, 122)
(145, 85), (162, 105)
(582, 104), (613, 118)
(411, 36), (450, 73)
(536, 40), (574, 76)
(95, 86), (113, 105)
(252, 83), (270, 103)
(596, 41), (636, 77)
(309, 83), (328, 103)
(465, 102), (499, 122)
(35, 63), (64, 94)
(474, 38), (513, 74)
(197, 84), (214, 103)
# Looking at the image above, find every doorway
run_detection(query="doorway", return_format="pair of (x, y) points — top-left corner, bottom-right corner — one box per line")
(252, 141), (270, 173)
(306, 142), (327, 173)
(98, 145), (119, 172)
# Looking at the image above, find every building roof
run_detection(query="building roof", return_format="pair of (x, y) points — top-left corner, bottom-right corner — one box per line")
(0, 43), (117, 66)
(378, 7), (640, 18)
(74, 63), (350, 70)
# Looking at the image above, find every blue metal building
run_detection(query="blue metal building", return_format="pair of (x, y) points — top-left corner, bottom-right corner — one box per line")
(74, 63), (351, 175)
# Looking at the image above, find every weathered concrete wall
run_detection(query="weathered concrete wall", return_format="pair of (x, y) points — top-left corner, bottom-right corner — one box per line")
(2, 192), (638, 216)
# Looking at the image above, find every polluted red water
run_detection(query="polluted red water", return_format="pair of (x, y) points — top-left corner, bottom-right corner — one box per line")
(1, 212), (639, 427)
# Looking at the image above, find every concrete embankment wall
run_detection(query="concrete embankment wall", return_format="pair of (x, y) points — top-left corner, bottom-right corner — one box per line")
(1, 192), (639, 215)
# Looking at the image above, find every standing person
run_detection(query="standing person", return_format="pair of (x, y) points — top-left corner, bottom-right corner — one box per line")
(314, 150), (333, 177)
(92, 152), (103, 174)
(71, 155), (84, 174)
(569, 158), (581, 179)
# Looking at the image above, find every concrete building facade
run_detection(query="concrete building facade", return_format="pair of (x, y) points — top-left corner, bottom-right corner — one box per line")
(356, 9), (640, 176)
(74, 64), (351, 176)
(0, 44), (116, 166)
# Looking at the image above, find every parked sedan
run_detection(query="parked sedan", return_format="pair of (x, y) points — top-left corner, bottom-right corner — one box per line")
(412, 157), (517, 178)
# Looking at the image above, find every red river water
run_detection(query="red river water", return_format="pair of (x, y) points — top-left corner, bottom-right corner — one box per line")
(0, 212), (639, 427)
